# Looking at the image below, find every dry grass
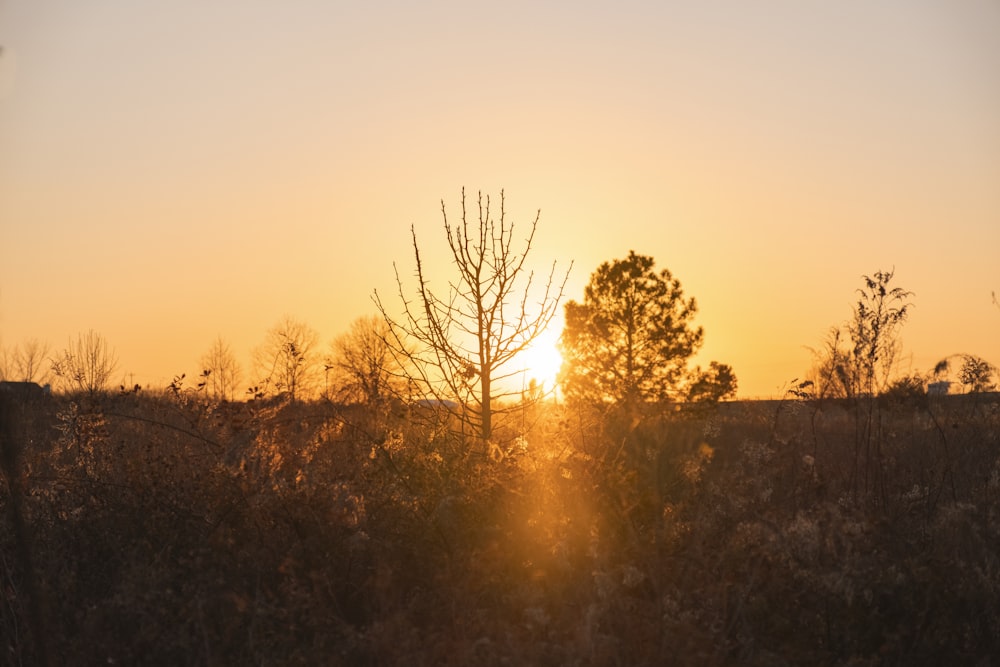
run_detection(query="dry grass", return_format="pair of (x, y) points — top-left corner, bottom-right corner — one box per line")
(2, 389), (998, 665)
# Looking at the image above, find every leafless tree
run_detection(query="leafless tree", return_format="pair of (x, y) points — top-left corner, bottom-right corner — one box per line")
(253, 316), (320, 401)
(51, 330), (118, 394)
(805, 327), (857, 399)
(0, 339), (52, 384)
(326, 315), (404, 405)
(375, 189), (570, 446)
(199, 336), (243, 401)
(15, 339), (52, 384)
(0, 340), (11, 381)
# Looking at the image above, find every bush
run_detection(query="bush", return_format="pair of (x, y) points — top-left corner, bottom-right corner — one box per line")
(2, 390), (998, 664)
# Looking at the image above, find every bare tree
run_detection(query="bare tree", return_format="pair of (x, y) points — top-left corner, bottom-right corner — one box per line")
(199, 336), (243, 401)
(805, 327), (858, 399)
(0, 339), (52, 384)
(0, 340), (11, 381)
(326, 315), (403, 405)
(13, 339), (52, 385)
(375, 188), (570, 445)
(51, 330), (118, 394)
(253, 316), (320, 401)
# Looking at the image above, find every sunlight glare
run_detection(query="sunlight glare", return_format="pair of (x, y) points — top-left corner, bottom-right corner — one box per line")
(514, 327), (563, 396)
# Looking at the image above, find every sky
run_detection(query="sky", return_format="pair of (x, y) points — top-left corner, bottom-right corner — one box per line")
(1, 0), (998, 398)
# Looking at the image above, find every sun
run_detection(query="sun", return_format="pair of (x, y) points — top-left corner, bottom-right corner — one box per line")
(514, 327), (564, 396)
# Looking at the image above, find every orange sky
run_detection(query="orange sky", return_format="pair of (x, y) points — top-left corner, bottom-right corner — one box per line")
(1, 1), (998, 398)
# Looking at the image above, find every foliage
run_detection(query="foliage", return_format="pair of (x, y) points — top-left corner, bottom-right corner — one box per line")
(559, 251), (731, 408)
(806, 270), (915, 507)
(808, 270), (914, 400)
(375, 189), (570, 444)
(883, 373), (927, 400)
(3, 268), (997, 665)
(958, 354), (996, 393)
(686, 361), (738, 403)
(1, 384), (999, 665)
(849, 268), (913, 397)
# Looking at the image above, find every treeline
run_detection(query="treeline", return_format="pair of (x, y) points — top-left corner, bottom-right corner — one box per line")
(3, 192), (997, 413)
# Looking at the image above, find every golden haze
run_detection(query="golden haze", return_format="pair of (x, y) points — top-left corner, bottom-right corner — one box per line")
(0, 2), (997, 396)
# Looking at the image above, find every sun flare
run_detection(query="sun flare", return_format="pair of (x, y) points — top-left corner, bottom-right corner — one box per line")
(514, 328), (563, 396)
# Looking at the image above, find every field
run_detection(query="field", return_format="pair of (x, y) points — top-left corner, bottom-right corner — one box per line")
(2, 389), (999, 665)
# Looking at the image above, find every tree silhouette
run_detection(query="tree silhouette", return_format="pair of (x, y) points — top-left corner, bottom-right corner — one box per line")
(686, 360), (738, 403)
(839, 269), (913, 505)
(0, 339), (52, 385)
(958, 354), (996, 393)
(805, 326), (857, 399)
(51, 330), (118, 394)
(849, 268), (913, 398)
(805, 271), (913, 402)
(253, 316), (320, 401)
(559, 251), (714, 409)
(326, 315), (403, 406)
(375, 189), (570, 446)
(199, 336), (243, 401)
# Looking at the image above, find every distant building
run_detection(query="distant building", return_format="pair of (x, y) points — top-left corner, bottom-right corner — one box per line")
(0, 381), (50, 398)
(928, 381), (951, 396)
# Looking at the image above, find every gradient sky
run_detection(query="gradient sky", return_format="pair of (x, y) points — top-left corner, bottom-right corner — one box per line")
(1, 1), (998, 397)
